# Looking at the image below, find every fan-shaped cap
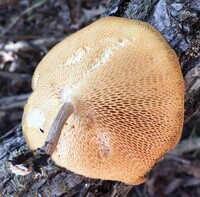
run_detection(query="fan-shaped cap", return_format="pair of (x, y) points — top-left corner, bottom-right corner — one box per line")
(22, 17), (184, 185)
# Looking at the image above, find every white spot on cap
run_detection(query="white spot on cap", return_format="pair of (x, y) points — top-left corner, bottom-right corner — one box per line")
(61, 87), (73, 103)
(33, 73), (40, 90)
(90, 48), (112, 71)
(61, 83), (81, 103)
(95, 131), (111, 158)
(26, 109), (45, 128)
(64, 46), (90, 67)
(88, 38), (130, 73)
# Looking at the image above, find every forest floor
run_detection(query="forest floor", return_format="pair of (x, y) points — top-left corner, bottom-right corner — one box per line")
(0, 1), (200, 197)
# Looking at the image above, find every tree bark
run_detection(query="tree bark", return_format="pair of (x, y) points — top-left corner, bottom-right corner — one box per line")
(0, 0), (200, 196)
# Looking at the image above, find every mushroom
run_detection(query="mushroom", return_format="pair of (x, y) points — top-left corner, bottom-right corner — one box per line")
(22, 16), (184, 185)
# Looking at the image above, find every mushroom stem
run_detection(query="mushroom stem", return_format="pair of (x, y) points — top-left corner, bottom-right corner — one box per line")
(41, 101), (75, 155)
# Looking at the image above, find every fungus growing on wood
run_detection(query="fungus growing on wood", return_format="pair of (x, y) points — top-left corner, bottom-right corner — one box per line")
(22, 17), (184, 185)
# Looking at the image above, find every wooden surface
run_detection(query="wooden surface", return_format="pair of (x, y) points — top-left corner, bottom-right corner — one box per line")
(0, 0), (200, 196)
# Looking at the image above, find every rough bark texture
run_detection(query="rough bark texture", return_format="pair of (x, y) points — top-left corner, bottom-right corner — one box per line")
(0, 0), (200, 196)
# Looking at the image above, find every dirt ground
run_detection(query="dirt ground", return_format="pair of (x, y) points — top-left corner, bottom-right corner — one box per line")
(0, 1), (200, 197)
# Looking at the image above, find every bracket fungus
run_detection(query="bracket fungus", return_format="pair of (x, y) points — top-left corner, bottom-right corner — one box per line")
(22, 17), (184, 185)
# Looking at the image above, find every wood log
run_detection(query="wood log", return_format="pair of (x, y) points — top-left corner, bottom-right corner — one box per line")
(0, 0), (199, 196)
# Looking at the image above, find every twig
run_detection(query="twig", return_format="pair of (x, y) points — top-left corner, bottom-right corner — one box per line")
(164, 153), (191, 164)
(3, 38), (63, 52)
(0, 0), (18, 7)
(0, 124), (21, 142)
(170, 137), (200, 156)
(0, 94), (29, 110)
(0, 35), (61, 40)
(0, 71), (31, 80)
(1, 0), (48, 36)
(66, 0), (77, 24)
(184, 57), (200, 122)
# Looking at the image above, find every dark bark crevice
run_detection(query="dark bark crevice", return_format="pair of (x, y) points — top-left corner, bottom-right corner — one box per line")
(0, 0), (200, 196)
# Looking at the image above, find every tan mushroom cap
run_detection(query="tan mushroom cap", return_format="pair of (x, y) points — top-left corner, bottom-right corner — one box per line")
(22, 17), (184, 185)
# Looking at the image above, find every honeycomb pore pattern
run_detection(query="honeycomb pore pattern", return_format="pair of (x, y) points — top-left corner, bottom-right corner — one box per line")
(22, 17), (184, 185)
